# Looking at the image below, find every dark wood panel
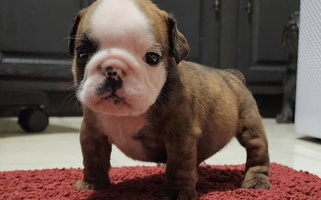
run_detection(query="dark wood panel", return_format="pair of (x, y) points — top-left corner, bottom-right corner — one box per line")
(0, 0), (85, 55)
(237, 0), (300, 83)
(199, 0), (220, 67)
(153, 0), (201, 61)
(219, 0), (239, 69)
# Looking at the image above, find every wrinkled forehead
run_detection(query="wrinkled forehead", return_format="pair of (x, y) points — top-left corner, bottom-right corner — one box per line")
(89, 0), (155, 49)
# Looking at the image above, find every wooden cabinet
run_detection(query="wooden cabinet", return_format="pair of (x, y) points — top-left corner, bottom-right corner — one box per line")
(234, 0), (300, 92)
(0, 0), (94, 56)
(0, 0), (301, 118)
(153, 0), (220, 67)
(0, 0), (95, 117)
(155, 0), (300, 94)
(0, 0), (300, 93)
(0, 0), (95, 82)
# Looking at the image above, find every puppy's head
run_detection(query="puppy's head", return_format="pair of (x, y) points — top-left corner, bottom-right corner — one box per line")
(69, 0), (189, 117)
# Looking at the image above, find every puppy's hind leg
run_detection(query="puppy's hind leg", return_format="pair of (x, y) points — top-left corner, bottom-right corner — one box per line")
(236, 109), (272, 189)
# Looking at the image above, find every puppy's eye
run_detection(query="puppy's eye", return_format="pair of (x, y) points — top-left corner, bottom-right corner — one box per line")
(145, 52), (162, 66)
(77, 48), (90, 60)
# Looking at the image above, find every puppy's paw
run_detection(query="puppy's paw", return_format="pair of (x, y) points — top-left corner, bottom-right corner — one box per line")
(74, 179), (110, 190)
(241, 174), (272, 189)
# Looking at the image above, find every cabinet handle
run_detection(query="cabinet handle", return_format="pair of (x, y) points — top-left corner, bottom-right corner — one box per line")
(213, 0), (220, 20)
(245, 0), (253, 23)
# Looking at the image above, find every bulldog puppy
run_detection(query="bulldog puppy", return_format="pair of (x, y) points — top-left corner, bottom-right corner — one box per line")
(68, 0), (271, 199)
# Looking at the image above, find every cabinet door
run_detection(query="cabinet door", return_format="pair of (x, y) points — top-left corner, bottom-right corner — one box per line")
(152, 0), (220, 67)
(0, 0), (93, 57)
(237, 0), (300, 84)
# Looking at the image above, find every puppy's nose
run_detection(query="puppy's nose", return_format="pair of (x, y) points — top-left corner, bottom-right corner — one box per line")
(99, 59), (127, 79)
(96, 66), (123, 95)
(105, 75), (123, 91)
(105, 66), (125, 79)
(104, 66), (123, 90)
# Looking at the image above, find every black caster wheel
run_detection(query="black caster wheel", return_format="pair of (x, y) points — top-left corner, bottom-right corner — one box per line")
(18, 108), (49, 133)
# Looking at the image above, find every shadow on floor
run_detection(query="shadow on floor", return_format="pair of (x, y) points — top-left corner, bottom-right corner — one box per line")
(298, 136), (321, 145)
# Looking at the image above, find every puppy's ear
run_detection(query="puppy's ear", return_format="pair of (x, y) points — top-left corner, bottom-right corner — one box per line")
(68, 10), (84, 56)
(168, 15), (190, 64)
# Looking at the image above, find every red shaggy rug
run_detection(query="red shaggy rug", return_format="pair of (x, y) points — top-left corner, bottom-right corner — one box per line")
(1, 163), (320, 200)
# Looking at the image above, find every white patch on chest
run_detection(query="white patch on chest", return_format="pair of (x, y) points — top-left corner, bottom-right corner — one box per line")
(96, 113), (150, 161)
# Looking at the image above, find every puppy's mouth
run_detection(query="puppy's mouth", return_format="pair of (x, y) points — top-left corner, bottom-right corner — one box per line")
(99, 94), (127, 106)
(94, 77), (128, 105)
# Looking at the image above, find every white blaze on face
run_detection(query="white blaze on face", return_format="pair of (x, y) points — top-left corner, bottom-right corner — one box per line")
(91, 0), (153, 50)
(77, 0), (167, 117)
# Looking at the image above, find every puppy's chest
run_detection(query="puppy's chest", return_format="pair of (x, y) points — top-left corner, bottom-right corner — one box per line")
(97, 115), (164, 161)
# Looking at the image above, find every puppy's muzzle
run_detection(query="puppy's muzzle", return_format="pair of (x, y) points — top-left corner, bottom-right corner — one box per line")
(96, 64), (125, 95)
(96, 67), (123, 94)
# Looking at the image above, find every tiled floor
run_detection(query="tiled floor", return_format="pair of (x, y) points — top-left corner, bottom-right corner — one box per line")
(0, 117), (321, 177)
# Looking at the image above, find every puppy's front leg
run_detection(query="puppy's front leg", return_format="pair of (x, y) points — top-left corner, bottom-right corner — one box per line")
(165, 134), (198, 200)
(74, 121), (111, 190)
